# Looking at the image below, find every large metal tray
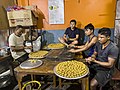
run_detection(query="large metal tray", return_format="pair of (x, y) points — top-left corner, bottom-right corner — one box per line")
(29, 50), (49, 59)
(20, 60), (43, 69)
(47, 43), (65, 50)
(54, 66), (89, 80)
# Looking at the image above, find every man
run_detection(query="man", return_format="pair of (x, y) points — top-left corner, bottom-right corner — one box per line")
(9, 25), (32, 64)
(69, 23), (98, 58)
(58, 19), (79, 47)
(86, 28), (119, 90)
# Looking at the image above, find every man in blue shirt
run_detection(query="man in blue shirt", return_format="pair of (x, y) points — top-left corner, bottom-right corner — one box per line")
(69, 23), (97, 57)
(86, 28), (119, 90)
(58, 19), (79, 47)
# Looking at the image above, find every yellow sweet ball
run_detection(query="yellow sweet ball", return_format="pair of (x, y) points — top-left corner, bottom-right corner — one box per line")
(47, 43), (65, 49)
(29, 59), (37, 63)
(55, 60), (88, 78)
(29, 50), (48, 58)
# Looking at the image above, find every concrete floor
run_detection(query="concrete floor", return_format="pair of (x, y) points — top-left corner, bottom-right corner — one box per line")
(0, 76), (17, 90)
(0, 76), (120, 90)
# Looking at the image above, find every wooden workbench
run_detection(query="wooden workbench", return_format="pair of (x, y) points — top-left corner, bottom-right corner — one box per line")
(14, 49), (89, 90)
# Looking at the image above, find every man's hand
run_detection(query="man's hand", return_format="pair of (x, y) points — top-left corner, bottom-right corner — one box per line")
(68, 49), (76, 53)
(58, 37), (69, 47)
(69, 44), (75, 48)
(86, 57), (95, 64)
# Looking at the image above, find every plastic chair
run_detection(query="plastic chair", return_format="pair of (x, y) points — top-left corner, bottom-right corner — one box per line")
(22, 81), (41, 90)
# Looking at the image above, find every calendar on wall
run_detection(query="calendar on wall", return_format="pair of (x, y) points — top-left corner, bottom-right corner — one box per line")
(48, 0), (64, 24)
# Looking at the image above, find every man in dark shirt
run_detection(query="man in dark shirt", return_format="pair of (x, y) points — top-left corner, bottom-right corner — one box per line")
(86, 27), (119, 90)
(69, 23), (97, 57)
(58, 19), (79, 47)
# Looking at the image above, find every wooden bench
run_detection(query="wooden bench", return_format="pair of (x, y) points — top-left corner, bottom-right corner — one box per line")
(112, 68), (120, 80)
(110, 68), (120, 90)
(100, 68), (120, 90)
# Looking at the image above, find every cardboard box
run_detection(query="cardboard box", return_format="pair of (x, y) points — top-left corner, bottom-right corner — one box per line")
(23, 5), (37, 10)
(8, 18), (37, 27)
(7, 10), (38, 27)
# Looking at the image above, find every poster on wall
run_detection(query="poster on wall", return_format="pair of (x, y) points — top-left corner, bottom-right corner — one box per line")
(114, 0), (120, 71)
(114, 0), (120, 44)
(48, 0), (64, 24)
(116, 0), (120, 19)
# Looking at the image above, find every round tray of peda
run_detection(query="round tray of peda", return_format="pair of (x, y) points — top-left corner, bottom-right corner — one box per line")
(20, 59), (43, 69)
(29, 50), (49, 59)
(54, 60), (89, 79)
(47, 43), (65, 49)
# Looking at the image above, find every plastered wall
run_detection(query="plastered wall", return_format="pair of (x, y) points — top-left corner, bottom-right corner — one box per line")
(17, 0), (116, 30)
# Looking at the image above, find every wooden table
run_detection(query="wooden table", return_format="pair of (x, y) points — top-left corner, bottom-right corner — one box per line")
(58, 76), (89, 90)
(58, 58), (89, 90)
(0, 55), (11, 61)
(14, 49), (89, 90)
(0, 55), (13, 74)
(14, 59), (60, 90)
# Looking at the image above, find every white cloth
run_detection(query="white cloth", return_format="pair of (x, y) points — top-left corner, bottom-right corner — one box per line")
(9, 33), (26, 59)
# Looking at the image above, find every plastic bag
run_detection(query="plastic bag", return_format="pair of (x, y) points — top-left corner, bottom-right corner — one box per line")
(25, 36), (41, 53)
(33, 36), (41, 52)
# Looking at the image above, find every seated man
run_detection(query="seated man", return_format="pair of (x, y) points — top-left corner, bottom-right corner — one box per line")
(9, 25), (32, 64)
(69, 23), (98, 58)
(86, 28), (119, 90)
(58, 19), (80, 47)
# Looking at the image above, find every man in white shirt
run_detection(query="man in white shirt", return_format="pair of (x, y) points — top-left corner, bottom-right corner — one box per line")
(9, 25), (32, 64)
